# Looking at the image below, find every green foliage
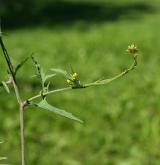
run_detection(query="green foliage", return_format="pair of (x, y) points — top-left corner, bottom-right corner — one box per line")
(30, 56), (83, 122)
(36, 99), (83, 123)
(51, 68), (70, 79)
(31, 56), (56, 91)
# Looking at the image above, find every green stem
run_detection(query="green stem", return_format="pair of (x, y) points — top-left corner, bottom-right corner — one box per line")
(12, 80), (25, 165)
(19, 105), (25, 165)
(0, 36), (25, 165)
(27, 55), (137, 104)
(28, 87), (72, 102)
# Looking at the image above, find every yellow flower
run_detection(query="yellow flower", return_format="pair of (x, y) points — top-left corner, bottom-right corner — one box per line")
(127, 44), (138, 54)
(67, 79), (71, 84)
(72, 72), (78, 78)
(71, 72), (78, 81)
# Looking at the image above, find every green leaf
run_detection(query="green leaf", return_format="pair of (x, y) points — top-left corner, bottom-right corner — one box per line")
(31, 56), (55, 89)
(51, 68), (70, 79)
(1, 81), (10, 93)
(40, 69), (56, 88)
(31, 56), (45, 88)
(44, 73), (56, 82)
(15, 56), (30, 75)
(40, 67), (46, 86)
(36, 99), (83, 123)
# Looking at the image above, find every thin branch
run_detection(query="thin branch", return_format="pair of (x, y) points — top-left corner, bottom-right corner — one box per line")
(27, 86), (72, 103)
(85, 55), (137, 87)
(26, 54), (138, 105)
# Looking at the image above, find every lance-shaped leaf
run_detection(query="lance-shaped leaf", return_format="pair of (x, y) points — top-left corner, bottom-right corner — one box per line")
(35, 68), (56, 88)
(15, 56), (30, 75)
(31, 56), (44, 87)
(51, 68), (70, 79)
(44, 73), (56, 82)
(31, 56), (56, 89)
(1, 81), (10, 93)
(44, 74), (56, 81)
(39, 67), (46, 87)
(36, 99), (83, 123)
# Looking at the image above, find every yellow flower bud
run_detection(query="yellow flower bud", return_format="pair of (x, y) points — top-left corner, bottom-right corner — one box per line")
(71, 77), (76, 81)
(67, 79), (71, 84)
(72, 72), (78, 78)
(71, 72), (78, 81)
(127, 44), (138, 54)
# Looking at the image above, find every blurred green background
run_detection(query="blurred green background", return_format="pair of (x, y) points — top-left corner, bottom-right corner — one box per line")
(0, 0), (160, 164)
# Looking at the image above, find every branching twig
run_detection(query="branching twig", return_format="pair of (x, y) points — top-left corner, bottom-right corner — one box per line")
(26, 51), (138, 105)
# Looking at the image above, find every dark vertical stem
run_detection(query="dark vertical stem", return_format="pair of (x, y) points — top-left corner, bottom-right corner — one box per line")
(0, 37), (16, 83)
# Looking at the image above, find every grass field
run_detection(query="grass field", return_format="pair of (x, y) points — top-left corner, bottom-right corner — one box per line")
(0, 0), (160, 164)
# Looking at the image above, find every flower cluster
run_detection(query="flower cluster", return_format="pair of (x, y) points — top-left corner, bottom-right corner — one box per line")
(127, 44), (138, 54)
(66, 72), (83, 88)
(67, 72), (79, 84)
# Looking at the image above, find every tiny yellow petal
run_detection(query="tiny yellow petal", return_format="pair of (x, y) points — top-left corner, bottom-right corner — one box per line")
(72, 72), (78, 78)
(67, 79), (71, 84)
(127, 44), (138, 54)
(71, 77), (76, 81)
